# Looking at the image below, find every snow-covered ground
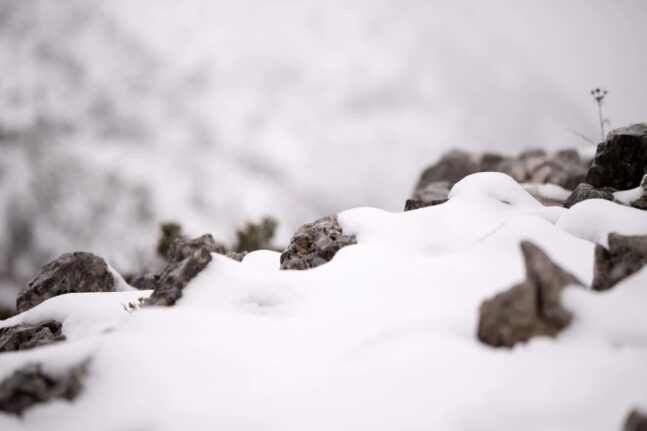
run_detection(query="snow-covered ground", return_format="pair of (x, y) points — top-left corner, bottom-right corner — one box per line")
(1, 173), (646, 430)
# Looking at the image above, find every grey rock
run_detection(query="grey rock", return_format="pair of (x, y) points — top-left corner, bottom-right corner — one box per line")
(404, 198), (448, 212)
(563, 183), (616, 208)
(592, 234), (647, 291)
(17, 252), (114, 313)
(129, 274), (159, 291)
(411, 181), (451, 202)
(225, 250), (248, 262)
(0, 362), (87, 415)
(0, 321), (64, 353)
(146, 235), (217, 306)
(624, 410), (647, 431)
(167, 234), (225, 264)
(630, 174), (647, 211)
(280, 215), (356, 270)
(478, 241), (582, 348)
(586, 123), (647, 190)
(414, 150), (481, 191)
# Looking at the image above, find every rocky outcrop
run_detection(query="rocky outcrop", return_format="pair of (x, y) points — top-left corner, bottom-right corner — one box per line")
(563, 183), (616, 208)
(280, 216), (356, 270)
(586, 123), (647, 190)
(146, 234), (220, 306)
(592, 234), (647, 291)
(412, 148), (591, 207)
(404, 198), (448, 212)
(630, 175), (647, 211)
(624, 409), (647, 431)
(478, 241), (582, 348)
(414, 150), (480, 192)
(0, 321), (64, 353)
(17, 252), (115, 313)
(0, 362), (87, 415)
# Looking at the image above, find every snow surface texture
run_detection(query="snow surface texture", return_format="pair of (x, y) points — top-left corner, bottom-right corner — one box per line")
(1, 0), (647, 298)
(1, 173), (647, 430)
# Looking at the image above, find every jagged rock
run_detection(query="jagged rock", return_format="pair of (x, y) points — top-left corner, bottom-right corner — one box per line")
(477, 241), (582, 348)
(586, 123), (647, 190)
(411, 181), (451, 202)
(414, 150), (481, 191)
(0, 362), (87, 415)
(129, 274), (159, 291)
(630, 174), (647, 211)
(563, 183), (616, 208)
(0, 321), (64, 353)
(592, 234), (647, 291)
(280, 215), (356, 270)
(225, 250), (248, 262)
(146, 235), (218, 306)
(17, 252), (114, 313)
(624, 409), (647, 431)
(167, 234), (225, 264)
(404, 198), (448, 212)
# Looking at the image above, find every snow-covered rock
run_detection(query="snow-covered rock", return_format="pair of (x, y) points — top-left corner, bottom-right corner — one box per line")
(0, 172), (645, 430)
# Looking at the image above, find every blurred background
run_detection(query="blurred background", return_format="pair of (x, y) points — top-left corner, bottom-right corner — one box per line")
(0, 0), (645, 306)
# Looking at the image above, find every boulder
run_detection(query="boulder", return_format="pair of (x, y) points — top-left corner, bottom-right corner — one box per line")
(592, 234), (647, 291)
(414, 150), (480, 191)
(563, 183), (616, 209)
(17, 252), (114, 313)
(630, 174), (647, 211)
(280, 215), (356, 270)
(586, 123), (647, 190)
(411, 181), (451, 202)
(404, 198), (448, 212)
(477, 241), (582, 348)
(0, 321), (64, 353)
(146, 235), (218, 306)
(0, 362), (87, 415)
(624, 410), (647, 431)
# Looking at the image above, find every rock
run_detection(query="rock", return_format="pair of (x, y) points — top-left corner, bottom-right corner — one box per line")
(0, 321), (64, 353)
(624, 410), (647, 431)
(477, 241), (582, 348)
(404, 198), (448, 212)
(586, 123), (647, 190)
(224, 250), (248, 262)
(233, 217), (278, 252)
(411, 181), (451, 202)
(167, 234), (225, 264)
(280, 215), (356, 270)
(146, 235), (218, 306)
(414, 150), (480, 191)
(563, 183), (616, 208)
(17, 252), (114, 313)
(129, 274), (159, 291)
(592, 234), (647, 291)
(630, 174), (647, 211)
(0, 362), (87, 415)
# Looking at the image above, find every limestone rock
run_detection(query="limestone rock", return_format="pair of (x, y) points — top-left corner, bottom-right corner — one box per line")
(404, 198), (448, 212)
(624, 410), (647, 431)
(592, 234), (647, 291)
(0, 321), (64, 353)
(563, 183), (616, 208)
(146, 235), (219, 306)
(586, 123), (647, 190)
(280, 215), (356, 270)
(414, 150), (480, 191)
(0, 362), (87, 415)
(477, 241), (582, 348)
(17, 252), (114, 313)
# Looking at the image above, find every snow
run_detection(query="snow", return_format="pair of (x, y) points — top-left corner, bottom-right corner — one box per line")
(0, 172), (646, 430)
(614, 186), (643, 204)
(522, 182), (572, 202)
(556, 199), (647, 247)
